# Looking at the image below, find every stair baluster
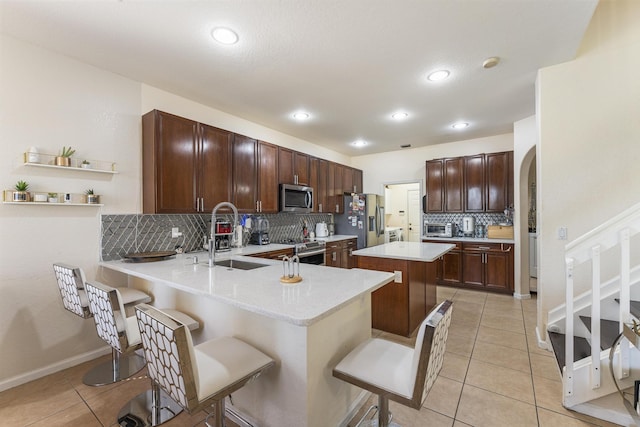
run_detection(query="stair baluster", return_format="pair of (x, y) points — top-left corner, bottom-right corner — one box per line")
(565, 257), (575, 398)
(591, 245), (601, 389)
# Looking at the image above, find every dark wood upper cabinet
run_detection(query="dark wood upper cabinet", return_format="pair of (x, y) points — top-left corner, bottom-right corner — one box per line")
(142, 110), (232, 214)
(444, 157), (464, 212)
(294, 152), (309, 185)
(343, 167), (354, 195)
(142, 110), (364, 214)
(278, 147), (309, 185)
(334, 163), (344, 213)
(199, 124), (233, 213)
(425, 160), (444, 212)
(464, 154), (485, 212)
(317, 159), (328, 212)
(257, 141), (279, 213)
(232, 134), (258, 213)
(353, 168), (363, 193)
(485, 151), (510, 212)
(327, 162), (336, 213)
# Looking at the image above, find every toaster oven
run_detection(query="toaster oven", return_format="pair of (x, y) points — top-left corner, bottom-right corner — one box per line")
(424, 222), (454, 238)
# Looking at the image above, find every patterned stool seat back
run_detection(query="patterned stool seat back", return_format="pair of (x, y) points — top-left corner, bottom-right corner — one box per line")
(333, 300), (453, 412)
(85, 281), (133, 353)
(53, 263), (91, 319)
(135, 304), (199, 411)
(411, 299), (453, 406)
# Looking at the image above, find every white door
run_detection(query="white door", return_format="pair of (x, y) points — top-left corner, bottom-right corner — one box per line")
(407, 189), (421, 242)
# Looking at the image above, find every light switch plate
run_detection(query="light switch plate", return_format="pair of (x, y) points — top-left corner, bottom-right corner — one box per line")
(558, 227), (568, 240)
(394, 270), (402, 283)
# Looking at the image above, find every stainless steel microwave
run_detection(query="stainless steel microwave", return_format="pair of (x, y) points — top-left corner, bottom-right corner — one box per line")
(424, 222), (454, 238)
(280, 184), (313, 213)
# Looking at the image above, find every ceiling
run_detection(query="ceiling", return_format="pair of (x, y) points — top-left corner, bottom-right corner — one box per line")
(0, 0), (598, 156)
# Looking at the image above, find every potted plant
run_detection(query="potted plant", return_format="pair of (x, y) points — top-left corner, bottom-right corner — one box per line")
(12, 180), (30, 202)
(81, 160), (92, 169)
(85, 188), (100, 204)
(55, 146), (75, 167)
(47, 192), (59, 203)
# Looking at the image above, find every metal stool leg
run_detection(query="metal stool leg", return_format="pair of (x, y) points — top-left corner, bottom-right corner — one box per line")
(117, 380), (183, 426)
(83, 349), (146, 386)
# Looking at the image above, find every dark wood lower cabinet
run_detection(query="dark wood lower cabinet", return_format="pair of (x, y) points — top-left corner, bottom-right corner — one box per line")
(425, 240), (514, 293)
(356, 255), (437, 337)
(324, 238), (357, 269)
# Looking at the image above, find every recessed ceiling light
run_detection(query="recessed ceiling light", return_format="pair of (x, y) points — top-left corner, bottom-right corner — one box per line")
(211, 27), (239, 45)
(451, 122), (469, 130)
(352, 140), (368, 147)
(427, 70), (450, 82)
(391, 112), (409, 120)
(292, 112), (310, 120)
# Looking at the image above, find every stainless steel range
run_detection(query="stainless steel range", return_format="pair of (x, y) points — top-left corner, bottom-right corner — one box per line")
(279, 239), (326, 265)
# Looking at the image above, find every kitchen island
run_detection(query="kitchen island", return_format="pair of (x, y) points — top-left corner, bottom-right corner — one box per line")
(352, 241), (454, 337)
(99, 252), (394, 427)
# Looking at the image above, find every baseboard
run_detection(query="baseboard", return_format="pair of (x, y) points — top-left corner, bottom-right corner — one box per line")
(514, 292), (532, 300)
(536, 326), (551, 351)
(338, 390), (372, 427)
(0, 346), (111, 393)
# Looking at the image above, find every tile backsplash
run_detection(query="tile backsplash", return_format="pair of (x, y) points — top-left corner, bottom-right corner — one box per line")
(423, 212), (509, 237)
(101, 212), (333, 261)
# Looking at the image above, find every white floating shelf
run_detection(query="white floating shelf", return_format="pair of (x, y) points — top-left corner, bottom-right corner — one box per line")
(2, 202), (103, 206)
(20, 152), (118, 174)
(23, 161), (118, 174)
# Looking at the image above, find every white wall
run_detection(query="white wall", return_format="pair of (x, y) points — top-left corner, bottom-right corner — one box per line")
(352, 133), (513, 195)
(141, 86), (350, 166)
(0, 34), (349, 389)
(0, 34), (142, 387)
(536, 0), (640, 336)
(513, 116), (537, 299)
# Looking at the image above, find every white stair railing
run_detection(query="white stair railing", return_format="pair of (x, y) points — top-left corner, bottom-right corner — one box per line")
(563, 201), (640, 396)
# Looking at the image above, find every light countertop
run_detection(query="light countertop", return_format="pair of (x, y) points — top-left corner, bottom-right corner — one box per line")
(352, 241), (455, 262)
(315, 234), (358, 242)
(100, 254), (393, 327)
(421, 236), (515, 244)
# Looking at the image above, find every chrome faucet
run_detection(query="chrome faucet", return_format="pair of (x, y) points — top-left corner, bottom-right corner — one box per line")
(209, 201), (239, 267)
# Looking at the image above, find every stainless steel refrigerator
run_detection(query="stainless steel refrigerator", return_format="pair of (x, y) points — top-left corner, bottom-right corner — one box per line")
(334, 193), (385, 249)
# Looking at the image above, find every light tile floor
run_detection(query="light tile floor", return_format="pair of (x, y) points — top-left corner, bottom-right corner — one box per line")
(0, 287), (622, 427)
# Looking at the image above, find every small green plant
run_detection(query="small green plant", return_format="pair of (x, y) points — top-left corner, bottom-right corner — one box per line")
(82, 159), (90, 165)
(14, 180), (29, 191)
(85, 188), (94, 195)
(59, 146), (76, 158)
(48, 192), (58, 198)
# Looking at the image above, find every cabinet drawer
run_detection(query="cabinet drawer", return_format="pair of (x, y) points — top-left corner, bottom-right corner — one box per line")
(462, 242), (511, 252)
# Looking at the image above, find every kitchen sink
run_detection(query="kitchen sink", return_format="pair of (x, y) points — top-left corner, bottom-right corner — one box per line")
(213, 259), (268, 270)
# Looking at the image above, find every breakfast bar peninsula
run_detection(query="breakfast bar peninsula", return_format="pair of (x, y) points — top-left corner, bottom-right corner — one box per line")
(100, 251), (394, 427)
(352, 241), (455, 337)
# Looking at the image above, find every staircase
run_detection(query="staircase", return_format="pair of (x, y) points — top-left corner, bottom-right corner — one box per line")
(546, 202), (640, 426)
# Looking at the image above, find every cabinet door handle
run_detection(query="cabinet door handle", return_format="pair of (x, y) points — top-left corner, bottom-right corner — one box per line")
(196, 198), (200, 212)
(201, 198), (204, 212)
(478, 246), (491, 250)
(336, 204), (340, 213)
(332, 252), (337, 262)
(256, 201), (259, 211)
(319, 203), (323, 212)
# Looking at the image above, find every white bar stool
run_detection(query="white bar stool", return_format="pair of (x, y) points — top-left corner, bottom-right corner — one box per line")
(52, 262), (152, 386)
(333, 300), (453, 427)
(84, 281), (200, 426)
(134, 303), (275, 427)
